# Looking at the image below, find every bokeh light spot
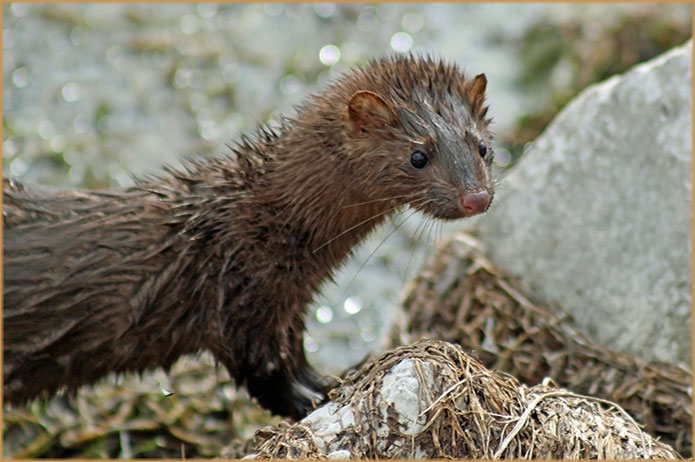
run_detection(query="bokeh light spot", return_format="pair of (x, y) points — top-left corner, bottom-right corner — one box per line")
(390, 32), (413, 53)
(357, 8), (378, 32)
(344, 297), (362, 315)
(315, 305), (334, 323)
(12, 67), (29, 88)
(314, 3), (337, 18)
(62, 82), (80, 102)
(401, 12), (424, 33)
(319, 44), (340, 66)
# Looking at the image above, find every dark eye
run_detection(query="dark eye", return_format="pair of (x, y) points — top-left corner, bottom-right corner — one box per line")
(410, 151), (428, 169)
(478, 142), (488, 158)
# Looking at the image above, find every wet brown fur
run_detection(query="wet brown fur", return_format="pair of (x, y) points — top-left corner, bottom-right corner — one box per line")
(3, 55), (495, 419)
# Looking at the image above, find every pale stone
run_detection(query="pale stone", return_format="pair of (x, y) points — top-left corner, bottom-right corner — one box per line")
(479, 41), (692, 365)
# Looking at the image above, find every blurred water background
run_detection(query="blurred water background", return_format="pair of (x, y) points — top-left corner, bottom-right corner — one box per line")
(3, 2), (691, 375)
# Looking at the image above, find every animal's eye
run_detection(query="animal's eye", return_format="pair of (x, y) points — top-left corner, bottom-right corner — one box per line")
(410, 151), (428, 169)
(478, 142), (488, 158)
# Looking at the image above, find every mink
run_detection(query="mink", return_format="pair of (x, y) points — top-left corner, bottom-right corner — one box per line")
(3, 55), (495, 419)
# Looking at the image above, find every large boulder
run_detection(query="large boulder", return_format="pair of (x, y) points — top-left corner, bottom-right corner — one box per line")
(479, 40), (692, 365)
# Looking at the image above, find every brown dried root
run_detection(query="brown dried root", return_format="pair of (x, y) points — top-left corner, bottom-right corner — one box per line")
(392, 232), (692, 457)
(252, 339), (680, 459)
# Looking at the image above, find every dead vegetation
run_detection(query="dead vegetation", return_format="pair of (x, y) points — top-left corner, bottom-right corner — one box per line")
(2, 354), (279, 458)
(392, 232), (691, 458)
(252, 340), (681, 459)
(3, 231), (689, 459)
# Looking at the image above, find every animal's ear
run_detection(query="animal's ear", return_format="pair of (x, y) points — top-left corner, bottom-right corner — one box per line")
(466, 73), (488, 119)
(345, 91), (397, 136)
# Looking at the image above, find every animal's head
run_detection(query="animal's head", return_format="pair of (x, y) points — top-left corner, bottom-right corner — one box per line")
(340, 55), (494, 220)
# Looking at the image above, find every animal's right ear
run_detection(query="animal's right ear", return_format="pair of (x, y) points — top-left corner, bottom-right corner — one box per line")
(466, 73), (488, 120)
(345, 91), (397, 137)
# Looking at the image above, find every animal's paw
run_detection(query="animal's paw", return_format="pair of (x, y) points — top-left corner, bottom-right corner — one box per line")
(246, 363), (334, 420)
(289, 365), (334, 419)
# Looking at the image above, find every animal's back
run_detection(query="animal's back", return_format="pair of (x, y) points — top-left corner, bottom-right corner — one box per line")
(3, 179), (196, 402)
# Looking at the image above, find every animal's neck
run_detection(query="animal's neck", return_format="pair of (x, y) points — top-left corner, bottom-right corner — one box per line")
(168, 100), (398, 281)
(259, 112), (395, 271)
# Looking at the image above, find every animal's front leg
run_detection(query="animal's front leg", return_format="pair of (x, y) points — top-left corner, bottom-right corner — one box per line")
(245, 339), (329, 420)
(212, 316), (331, 420)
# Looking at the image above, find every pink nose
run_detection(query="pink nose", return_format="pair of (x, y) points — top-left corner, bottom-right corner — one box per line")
(459, 190), (491, 216)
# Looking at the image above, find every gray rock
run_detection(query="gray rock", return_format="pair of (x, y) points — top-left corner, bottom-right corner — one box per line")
(298, 358), (431, 458)
(479, 40), (692, 365)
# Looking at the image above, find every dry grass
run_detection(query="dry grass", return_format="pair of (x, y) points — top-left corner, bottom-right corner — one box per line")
(3, 353), (280, 458)
(392, 232), (691, 457)
(254, 339), (681, 459)
(4, 231), (689, 459)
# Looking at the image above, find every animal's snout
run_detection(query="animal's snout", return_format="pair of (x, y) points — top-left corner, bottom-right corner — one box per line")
(458, 190), (491, 216)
